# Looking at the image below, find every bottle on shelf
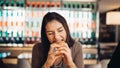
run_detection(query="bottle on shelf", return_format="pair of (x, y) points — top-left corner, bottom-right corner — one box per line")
(4, 30), (9, 45)
(16, 0), (25, 7)
(41, 2), (45, 8)
(86, 3), (90, 8)
(91, 3), (95, 10)
(0, 0), (4, 7)
(0, 52), (11, 59)
(31, 1), (35, 7)
(0, 30), (3, 45)
(10, 0), (14, 6)
(24, 31), (30, 46)
(5, 0), (9, 7)
(16, 2), (19, 7)
(36, 2), (40, 8)
(20, 31), (24, 47)
(90, 31), (96, 46)
(9, 31), (16, 47)
(46, 2), (50, 8)
(83, 53), (98, 59)
(26, 1), (30, 7)
(15, 31), (19, 46)
(81, 3), (84, 8)
(56, 2), (60, 8)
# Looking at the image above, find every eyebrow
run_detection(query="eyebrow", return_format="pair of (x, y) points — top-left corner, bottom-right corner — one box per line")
(46, 26), (63, 32)
(57, 26), (63, 30)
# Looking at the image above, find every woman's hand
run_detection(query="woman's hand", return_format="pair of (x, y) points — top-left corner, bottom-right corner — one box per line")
(57, 41), (74, 66)
(43, 43), (62, 67)
(43, 41), (77, 68)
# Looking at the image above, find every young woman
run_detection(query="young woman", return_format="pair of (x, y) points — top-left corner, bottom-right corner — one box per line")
(32, 12), (84, 68)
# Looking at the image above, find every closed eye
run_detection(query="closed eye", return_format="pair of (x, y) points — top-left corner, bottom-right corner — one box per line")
(47, 32), (54, 35)
(58, 29), (63, 32)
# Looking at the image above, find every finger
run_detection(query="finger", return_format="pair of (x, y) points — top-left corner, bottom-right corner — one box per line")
(53, 50), (63, 56)
(59, 50), (68, 56)
(50, 43), (60, 49)
(55, 54), (62, 59)
(49, 43), (60, 54)
(50, 49), (62, 56)
(57, 47), (68, 52)
(58, 47), (71, 56)
(63, 43), (69, 48)
(59, 42), (69, 49)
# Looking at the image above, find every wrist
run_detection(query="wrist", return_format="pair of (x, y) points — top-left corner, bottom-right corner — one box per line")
(67, 62), (77, 68)
(43, 62), (51, 68)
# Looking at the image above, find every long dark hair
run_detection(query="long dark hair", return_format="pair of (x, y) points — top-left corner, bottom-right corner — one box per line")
(41, 12), (75, 65)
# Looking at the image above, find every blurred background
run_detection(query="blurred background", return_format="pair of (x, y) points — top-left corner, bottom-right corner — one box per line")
(0, 0), (120, 68)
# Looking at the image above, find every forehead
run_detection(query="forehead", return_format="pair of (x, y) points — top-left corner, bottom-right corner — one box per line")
(45, 20), (64, 30)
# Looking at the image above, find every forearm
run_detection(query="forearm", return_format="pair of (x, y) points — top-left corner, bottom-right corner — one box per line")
(67, 62), (77, 68)
(42, 61), (51, 68)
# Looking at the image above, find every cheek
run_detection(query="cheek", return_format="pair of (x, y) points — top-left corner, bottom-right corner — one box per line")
(47, 35), (54, 43)
(64, 34), (67, 40)
(62, 31), (67, 40)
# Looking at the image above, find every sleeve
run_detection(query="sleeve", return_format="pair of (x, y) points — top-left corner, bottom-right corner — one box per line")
(32, 43), (44, 68)
(73, 42), (84, 68)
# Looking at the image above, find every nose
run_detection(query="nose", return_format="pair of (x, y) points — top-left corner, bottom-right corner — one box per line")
(54, 32), (62, 43)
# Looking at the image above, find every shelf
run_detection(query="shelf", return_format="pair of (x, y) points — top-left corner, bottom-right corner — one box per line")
(83, 48), (98, 54)
(100, 42), (118, 48)
(2, 58), (17, 64)
(84, 59), (98, 65)
(0, 44), (34, 48)
(0, 44), (98, 63)
(0, 47), (32, 51)
(82, 45), (98, 48)
(0, 45), (98, 58)
(2, 58), (97, 65)
(0, 47), (32, 57)
(100, 42), (117, 59)
(0, 44), (98, 54)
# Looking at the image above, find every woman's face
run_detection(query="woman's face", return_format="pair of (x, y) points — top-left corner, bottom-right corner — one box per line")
(45, 20), (67, 43)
